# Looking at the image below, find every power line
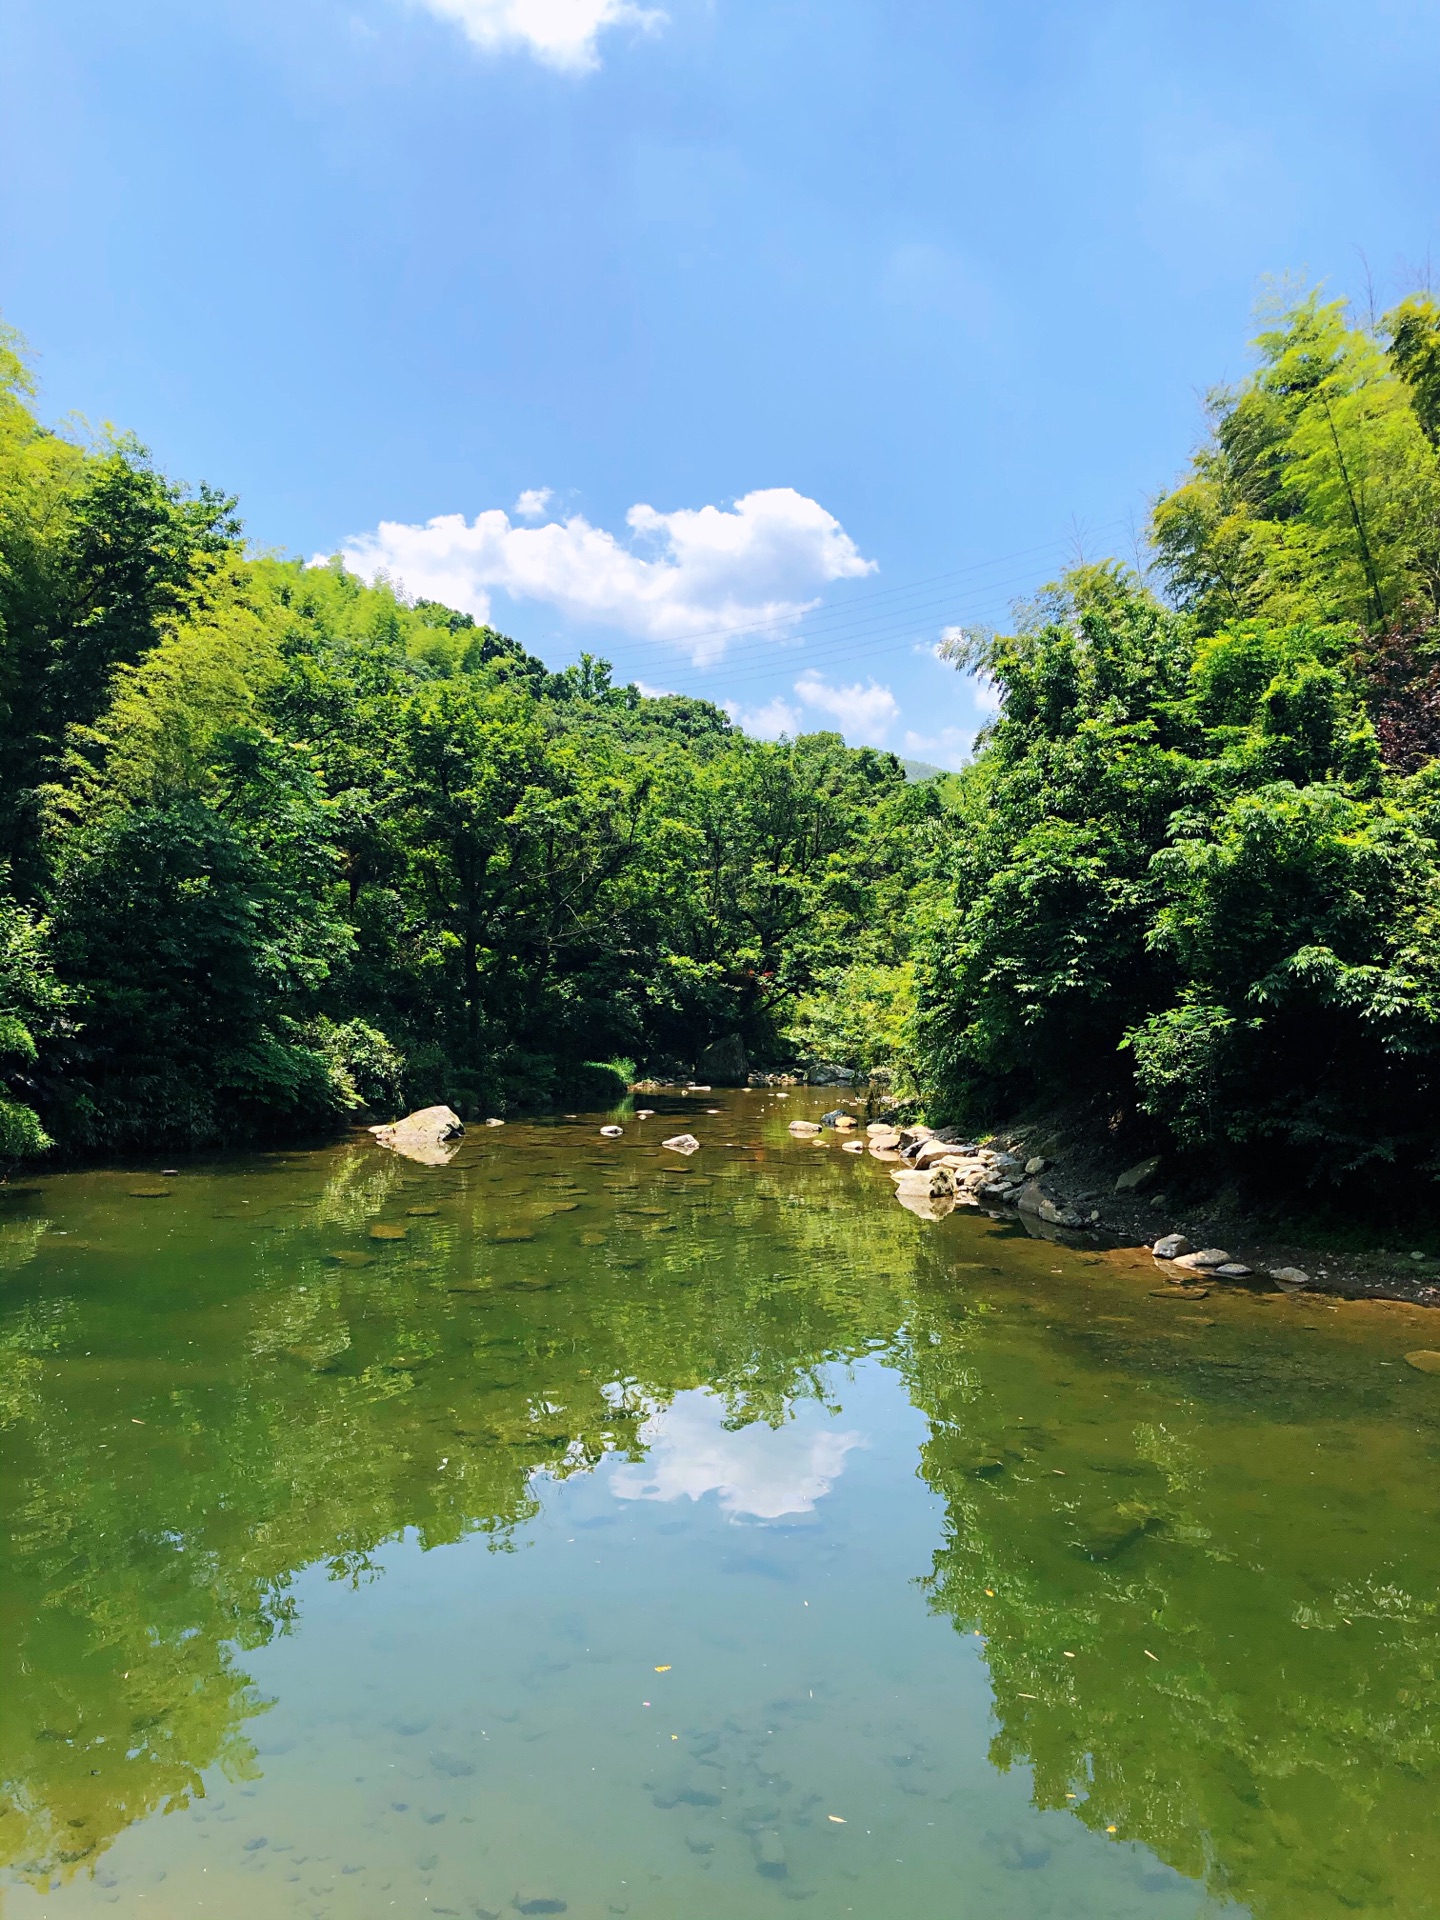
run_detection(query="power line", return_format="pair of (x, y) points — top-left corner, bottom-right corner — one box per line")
(627, 517), (1132, 660)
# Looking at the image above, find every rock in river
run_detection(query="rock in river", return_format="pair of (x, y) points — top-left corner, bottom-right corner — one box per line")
(369, 1106), (465, 1166)
(661, 1133), (700, 1156)
(695, 1033), (748, 1086)
(1269, 1266), (1310, 1292)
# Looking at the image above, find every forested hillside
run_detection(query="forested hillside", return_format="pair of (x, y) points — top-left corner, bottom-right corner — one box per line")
(909, 290), (1440, 1188)
(4, 285), (1440, 1188)
(0, 326), (934, 1153)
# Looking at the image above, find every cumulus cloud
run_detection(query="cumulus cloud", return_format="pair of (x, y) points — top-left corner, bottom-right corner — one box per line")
(723, 694), (803, 740)
(721, 673), (899, 746)
(335, 487), (874, 663)
(611, 1389), (865, 1520)
(794, 671), (899, 745)
(513, 486), (554, 520)
(414, 0), (665, 71)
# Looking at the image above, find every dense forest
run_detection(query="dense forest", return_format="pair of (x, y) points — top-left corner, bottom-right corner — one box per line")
(3, 284), (1440, 1184)
(0, 323), (934, 1154)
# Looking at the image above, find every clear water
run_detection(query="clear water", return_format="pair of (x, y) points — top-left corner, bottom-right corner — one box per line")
(3, 1092), (1439, 1920)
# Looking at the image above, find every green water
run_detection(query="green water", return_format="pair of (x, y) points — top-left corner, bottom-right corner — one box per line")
(3, 1093), (1439, 1920)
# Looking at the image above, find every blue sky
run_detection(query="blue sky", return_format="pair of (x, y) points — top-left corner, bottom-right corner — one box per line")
(3, 0), (1437, 762)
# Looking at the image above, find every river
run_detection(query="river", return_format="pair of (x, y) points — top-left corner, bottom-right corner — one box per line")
(2, 1090), (1438, 1920)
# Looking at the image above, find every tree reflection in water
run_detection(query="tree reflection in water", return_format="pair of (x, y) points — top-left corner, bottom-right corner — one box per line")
(2, 1109), (1437, 1920)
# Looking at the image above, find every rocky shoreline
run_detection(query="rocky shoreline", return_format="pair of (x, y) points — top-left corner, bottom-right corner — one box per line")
(843, 1114), (1440, 1310)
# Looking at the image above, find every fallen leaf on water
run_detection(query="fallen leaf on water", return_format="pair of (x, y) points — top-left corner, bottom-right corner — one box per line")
(1063, 1651), (1076, 1659)
(1144, 1650), (1159, 1661)
(1106, 1825), (1117, 1835)
(828, 1815), (846, 1824)
(654, 1665), (671, 1672)
(1017, 1692), (1037, 1699)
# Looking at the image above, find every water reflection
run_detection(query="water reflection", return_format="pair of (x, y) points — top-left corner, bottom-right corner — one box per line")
(611, 1391), (865, 1519)
(1, 1096), (1437, 1918)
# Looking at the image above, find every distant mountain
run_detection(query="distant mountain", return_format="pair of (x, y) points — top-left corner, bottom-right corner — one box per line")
(898, 756), (946, 782)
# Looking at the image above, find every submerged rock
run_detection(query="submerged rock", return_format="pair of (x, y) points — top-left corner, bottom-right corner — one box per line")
(1073, 1501), (1163, 1562)
(752, 1830), (788, 1878)
(1404, 1350), (1440, 1373)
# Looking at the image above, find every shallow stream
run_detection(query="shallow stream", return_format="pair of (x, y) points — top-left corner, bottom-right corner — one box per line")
(3, 1091), (1439, 1920)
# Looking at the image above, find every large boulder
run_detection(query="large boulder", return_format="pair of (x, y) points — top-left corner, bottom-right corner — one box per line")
(1115, 1155), (1162, 1193)
(695, 1034), (749, 1086)
(369, 1105), (465, 1166)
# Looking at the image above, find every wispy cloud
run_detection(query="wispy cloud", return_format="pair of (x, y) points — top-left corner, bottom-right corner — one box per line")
(333, 487), (875, 663)
(413, 0), (665, 72)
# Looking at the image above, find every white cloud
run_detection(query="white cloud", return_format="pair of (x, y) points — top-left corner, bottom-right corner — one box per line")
(513, 486), (554, 520)
(414, 0), (665, 71)
(903, 726), (974, 771)
(610, 1389), (864, 1520)
(335, 487), (874, 663)
(724, 694), (802, 740)
(793, 671), (899, 745)
(634, 678), (676, 699)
